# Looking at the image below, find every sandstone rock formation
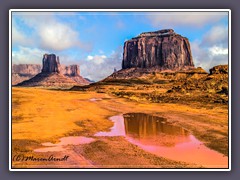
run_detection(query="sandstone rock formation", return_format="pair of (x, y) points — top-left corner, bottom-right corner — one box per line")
(42, 54), (61, 73)
(61, 65), (80, 76)
(16, 54), (89, 87)
(209, 65), (228, 75)
(12, 64), (42, 75)
(72, 64), (228, 105)
(122, 29), (194, 71)
(70, 29), (228, 105)
(61, 65), (89, 84)
(167, 65), (228, 99)
(12, 64), (42, 85)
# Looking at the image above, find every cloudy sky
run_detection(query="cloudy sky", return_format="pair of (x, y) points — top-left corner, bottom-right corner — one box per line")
(12, 11), (229, 81)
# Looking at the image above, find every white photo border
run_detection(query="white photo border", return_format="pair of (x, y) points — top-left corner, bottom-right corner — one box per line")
(9, 9), (231, 172)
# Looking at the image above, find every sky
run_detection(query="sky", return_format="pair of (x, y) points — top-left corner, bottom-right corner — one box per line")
(12, 11), (229, 81)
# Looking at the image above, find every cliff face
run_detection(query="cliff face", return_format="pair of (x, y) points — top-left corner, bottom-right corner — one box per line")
(12, 64), (41, 75)
(42, 54), (61, 73)
(61, 65), (80, 76)
(61, 65), (89, 84)
(12, 64), (42, 85)
(122, 29), (194, 71)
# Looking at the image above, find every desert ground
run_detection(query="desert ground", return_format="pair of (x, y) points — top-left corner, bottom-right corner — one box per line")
(12, 84), (228, 168)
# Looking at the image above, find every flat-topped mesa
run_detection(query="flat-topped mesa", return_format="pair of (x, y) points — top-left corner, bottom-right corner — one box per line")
(122, 29), (194, 71)
(42, 54), (61, 73)
(62, 65), (81, 76)
(12, 64), (42, 85)
(12, 64), (41, 75)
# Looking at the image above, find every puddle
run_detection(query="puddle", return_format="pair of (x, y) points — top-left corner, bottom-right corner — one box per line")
(95, 113), (228, 168)
(95, 115), (126, 137)
(89, 98), (102, 102)
(34, 136), (95, 152)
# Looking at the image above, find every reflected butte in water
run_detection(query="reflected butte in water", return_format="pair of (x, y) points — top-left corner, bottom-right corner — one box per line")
(95, 113), (228, 168)
(123, 113), (190, 147)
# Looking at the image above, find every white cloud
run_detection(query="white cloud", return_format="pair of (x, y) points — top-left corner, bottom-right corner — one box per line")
(11, 46), (82, 66)
(201, 25), (228, 47)
(146, 12), (227, 28)
(38, 23), (79, 51)
(87, 55), (93, 60)
(81, 47), (123, 81)
(86, 54), (107, 65)
(209, 46), (228, 56)
(12, 26), (25, 45)
(12, 13), (89, 52)
(12, 46), (47, 64)
(190, 23), (229, 72)
(191, 42), (228, 72)
(12, 19), (32, 46)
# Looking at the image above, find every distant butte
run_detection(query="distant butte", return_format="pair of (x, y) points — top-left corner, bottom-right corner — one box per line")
(16, 54), (89, 87)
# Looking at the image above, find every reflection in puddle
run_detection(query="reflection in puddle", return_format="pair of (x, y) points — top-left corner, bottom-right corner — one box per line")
(34, 136), (95, 152)
(95, 113), (228, 168)
(124, 113), (190, 147)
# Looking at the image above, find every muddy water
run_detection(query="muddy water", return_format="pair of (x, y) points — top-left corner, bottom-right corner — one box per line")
(95, 113), (228, 168)
(34, 136), (95, 152)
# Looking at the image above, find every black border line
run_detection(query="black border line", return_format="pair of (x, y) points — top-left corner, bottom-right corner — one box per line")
(10, 9), (231, 171)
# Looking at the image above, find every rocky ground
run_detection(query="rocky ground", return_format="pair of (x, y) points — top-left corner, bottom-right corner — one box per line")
(12, 64), (229, 169)
(71, 65), (228, 107)
(12, 86), (228, 168)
